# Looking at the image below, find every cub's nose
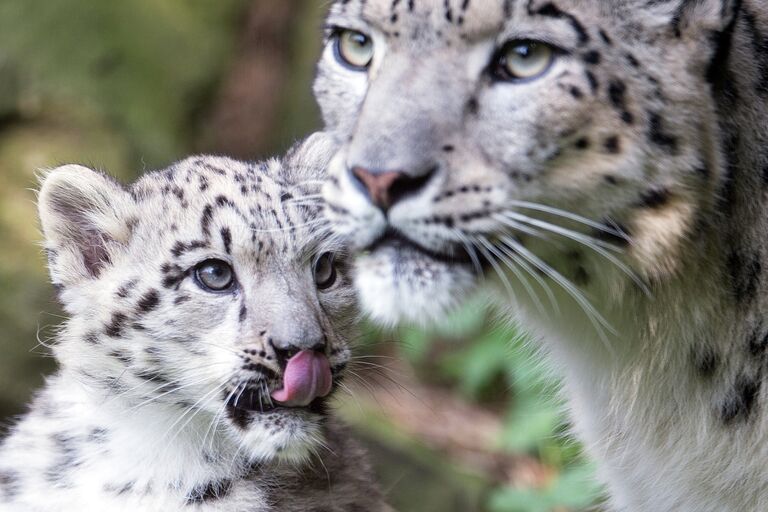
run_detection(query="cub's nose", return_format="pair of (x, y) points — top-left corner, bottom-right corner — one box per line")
(350, 166), (437, 212)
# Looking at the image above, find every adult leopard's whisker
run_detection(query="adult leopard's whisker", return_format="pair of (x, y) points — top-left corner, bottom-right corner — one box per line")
(500, 235), (617, 354)
(478, 234), (547, 317)
(507, 199), (629, 240)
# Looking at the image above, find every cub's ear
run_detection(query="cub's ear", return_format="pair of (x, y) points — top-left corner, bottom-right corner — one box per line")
(38, 165), (135, 286)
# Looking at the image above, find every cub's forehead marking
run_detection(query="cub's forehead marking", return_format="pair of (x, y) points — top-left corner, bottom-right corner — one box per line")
(134, 157), (326, 260)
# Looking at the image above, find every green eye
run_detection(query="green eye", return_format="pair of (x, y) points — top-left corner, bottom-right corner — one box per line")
(195, 259), (236, 292)
(493, 40), (555, 81)
(334, 29), (374, 70)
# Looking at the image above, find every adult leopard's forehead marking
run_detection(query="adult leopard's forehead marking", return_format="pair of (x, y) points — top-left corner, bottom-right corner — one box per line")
(330, 0), (615, 44)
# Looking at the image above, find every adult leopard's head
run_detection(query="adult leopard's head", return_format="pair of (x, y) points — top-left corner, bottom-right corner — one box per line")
(37, 134), (356, 463)
(316, 0), (748, 327)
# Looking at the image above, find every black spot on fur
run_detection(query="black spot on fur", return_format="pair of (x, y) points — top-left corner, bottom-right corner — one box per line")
(648, 112), (679, 152)
(87, 427), (109, 444)
(105, 312), (128, 338)
(116, 280), (137, 298)
(162, 265), (188, 289)
(583, 50), (601, 65)
(134, 368), (172, 386)
(534, 3), (589, 45)
(573, 266), (590, 286)
(221, 227), (232, 255)
(185, 480), (233, 504)
(171, 240), (208, 258)
(104, 481), (135, 495)
(599, 29), (613, 45)
(109, 349), (133, 365)
(239, 304), (247, 322)
(45, 432), (81, 484)
(84, 332), (100, 345)
(638, 188), (670, 209)
(0, 470), (20, 499)
(608, 80), (634, 124)
(748, 327), (768, 357)
(721, 376), (761, 424)
(137, 289), (160, 313)
(574, 137), (590, 150)
(466, 97), (479, 115)
(242, 363), (279, 381)
(694, 349), (719, 377)
(604, 136), (621, 154)
(585, 70), (599, 93)
(569, 86), (584, 99)
(201, 204), (214, 237)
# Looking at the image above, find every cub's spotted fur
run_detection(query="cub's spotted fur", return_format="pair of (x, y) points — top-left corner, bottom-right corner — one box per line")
(317, 0), (768, 510)
(0, 134), (385, 511)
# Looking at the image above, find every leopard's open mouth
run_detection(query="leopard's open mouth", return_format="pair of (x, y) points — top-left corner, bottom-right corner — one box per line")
(225, 387), (329, 416)
(224, 360), (347, 422)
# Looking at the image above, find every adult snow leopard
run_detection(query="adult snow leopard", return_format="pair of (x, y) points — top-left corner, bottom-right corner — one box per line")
(316, 0), (768, 510)
(0, 134), (385, 511)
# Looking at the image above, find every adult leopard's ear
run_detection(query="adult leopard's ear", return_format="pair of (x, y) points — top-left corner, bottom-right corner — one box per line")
(645, 0), (742, 36)
(38, 165), (135, 286)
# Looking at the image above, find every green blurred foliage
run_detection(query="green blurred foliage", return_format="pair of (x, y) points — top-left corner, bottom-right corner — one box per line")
(0, 0), (242, 167)
(388, 298), (604, 511)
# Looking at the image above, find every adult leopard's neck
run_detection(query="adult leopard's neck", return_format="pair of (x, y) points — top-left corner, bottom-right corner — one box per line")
(529, 8), (768, 506)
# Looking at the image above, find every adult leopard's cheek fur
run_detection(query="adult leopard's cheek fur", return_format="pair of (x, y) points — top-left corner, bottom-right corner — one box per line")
(353, 245), (477, 327)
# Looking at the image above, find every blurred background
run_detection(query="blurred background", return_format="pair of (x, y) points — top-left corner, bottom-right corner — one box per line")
(0, 1), (602, 510)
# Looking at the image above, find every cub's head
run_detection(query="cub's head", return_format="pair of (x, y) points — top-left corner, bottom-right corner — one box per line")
(38, 134), (356, 463)
(316, 0), (745, 326)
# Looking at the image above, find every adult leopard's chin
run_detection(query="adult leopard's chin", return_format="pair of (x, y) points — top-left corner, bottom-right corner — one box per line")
(353, 240), (478, 327)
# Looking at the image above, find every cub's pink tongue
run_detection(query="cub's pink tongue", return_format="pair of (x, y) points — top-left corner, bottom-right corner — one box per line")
(271, 350), (332, 407)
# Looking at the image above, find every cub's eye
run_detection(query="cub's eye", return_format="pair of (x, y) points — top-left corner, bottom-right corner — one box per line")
(314, 253), (338, 291)
(195, 259), (236, 292)
(334, 29), (374, 70)
(492, 40), (555, 82)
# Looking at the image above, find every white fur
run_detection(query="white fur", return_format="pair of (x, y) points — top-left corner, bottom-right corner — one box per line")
(0, 136), (384, 511)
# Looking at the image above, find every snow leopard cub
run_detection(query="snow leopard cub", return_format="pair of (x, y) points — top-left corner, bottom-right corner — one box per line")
(0, 134), (384, 511)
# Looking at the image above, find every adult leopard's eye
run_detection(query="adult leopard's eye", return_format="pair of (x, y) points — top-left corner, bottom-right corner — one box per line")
(314, 253), (338, 291)
(195, 259), (236, 292)
(334, 29), (374, 70)
(493, 40), (554, 82)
